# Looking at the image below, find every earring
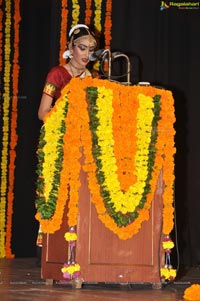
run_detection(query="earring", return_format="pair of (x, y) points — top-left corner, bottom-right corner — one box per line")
(62, 50), (73, 59)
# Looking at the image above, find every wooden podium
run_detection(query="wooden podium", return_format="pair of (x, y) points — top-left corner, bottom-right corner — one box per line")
(41, 167), (164, 284)
(38, 78), (175, 285)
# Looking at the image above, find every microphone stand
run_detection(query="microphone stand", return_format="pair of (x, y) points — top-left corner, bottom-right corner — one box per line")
(100, 50), (131, 84)
(111, 52), (131, 85)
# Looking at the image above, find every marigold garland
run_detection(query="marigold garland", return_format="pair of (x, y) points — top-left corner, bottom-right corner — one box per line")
(104, 0), (112, 49)
(111, 87), (138, 190)
(103, 0), (112, 72)
(0, 0), (4, 257)
(0, 0), (3, 72)
(81, 84), (162, 239)
(0, 0), (12, 258)
(94, 0), (103, 33)
(5, 0), (21, 259)
(86, 87), (160, 227)
(36, 77), (176, 237)
(36, 77), (176, 281)
(93, 0), (103, 71)
(64, 78), (86, 227)
(59, 0), (68, 64)
(71, 0), (80, 27)
(35, 94), (69, 233)
(84, 0), (92, 25)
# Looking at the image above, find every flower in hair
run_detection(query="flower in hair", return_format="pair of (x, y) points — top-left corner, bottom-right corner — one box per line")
(62, 50), (73, 59)
(69, 24), (89, 38)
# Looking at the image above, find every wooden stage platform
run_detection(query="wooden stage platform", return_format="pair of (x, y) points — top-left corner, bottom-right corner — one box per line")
(0, 258), (199, 301)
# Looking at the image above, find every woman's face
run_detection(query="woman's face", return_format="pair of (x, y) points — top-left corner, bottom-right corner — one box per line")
(71, 37), (96, 68)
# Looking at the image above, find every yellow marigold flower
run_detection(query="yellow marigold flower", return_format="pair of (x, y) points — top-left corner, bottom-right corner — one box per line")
(64, 232), (77, 241)
(163, 241), (175, 249)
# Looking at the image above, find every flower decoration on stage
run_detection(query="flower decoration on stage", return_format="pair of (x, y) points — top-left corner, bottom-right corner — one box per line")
(61, 263), (81, 280)
(160, 267), (176, 281)
(62, 227), (80, 279)
(184, 284), (200, 301)
(64, 228), (77, 247)
(162, 235), (175, 252)
(35, 77), (176, 282)
(0, 0), (20, 258)
(85, 86), (160, 235)
(35, 95), (68, 232)
(160, 235), (176, 282)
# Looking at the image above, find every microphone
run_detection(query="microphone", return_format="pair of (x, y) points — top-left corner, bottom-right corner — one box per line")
(111, 51), (123, 59)
(89, 50), (124, 61)
(89, 49), (106, 61)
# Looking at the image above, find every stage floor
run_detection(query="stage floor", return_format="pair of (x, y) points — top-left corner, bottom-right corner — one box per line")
(0, 258), (199, 301)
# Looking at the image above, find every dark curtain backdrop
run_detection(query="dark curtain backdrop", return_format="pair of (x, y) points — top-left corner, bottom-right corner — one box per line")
(12, 0), (200, 268)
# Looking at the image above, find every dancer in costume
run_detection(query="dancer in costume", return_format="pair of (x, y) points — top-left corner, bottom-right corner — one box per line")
(36, 24), (97, 266)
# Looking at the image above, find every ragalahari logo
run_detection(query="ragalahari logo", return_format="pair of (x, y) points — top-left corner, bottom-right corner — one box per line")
(160, 1), (200, 10)
(160, 1), (170, 10)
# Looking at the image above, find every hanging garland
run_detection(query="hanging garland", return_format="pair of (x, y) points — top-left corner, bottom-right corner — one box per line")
(111, 87), (138, 191)
(71, 0), (80, 27)
(35, 77), (176, 237)
(84, 0), (92, 25)
(93, 0), (103, 35)
(35, 78), (176, 281)
(5, 0), (21, 258)
(103, 0), (112, 72)
(35, 94), (69, 231)
(104, 0), (112, 50)
(0, 0), (4, 257)
(85, 87), (159, 226)
(0, 0), (20, 259)
(0, 0), (12, 258)
(59, 0), (68, 64)
(93, 0), (103, 71)
(0, 0), (3, 72)
(82, 81), (176, 241)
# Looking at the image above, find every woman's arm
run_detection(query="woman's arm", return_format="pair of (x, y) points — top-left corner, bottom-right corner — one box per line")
(38, 93), (53, 121)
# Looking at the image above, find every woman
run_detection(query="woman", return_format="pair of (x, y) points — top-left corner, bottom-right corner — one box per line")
(38, 24), (97, 120)
(36, 24), (97, 266)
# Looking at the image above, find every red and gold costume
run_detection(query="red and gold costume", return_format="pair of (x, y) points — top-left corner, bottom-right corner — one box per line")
(43, 65), (92, 101)
(43, 66), (72, 100)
